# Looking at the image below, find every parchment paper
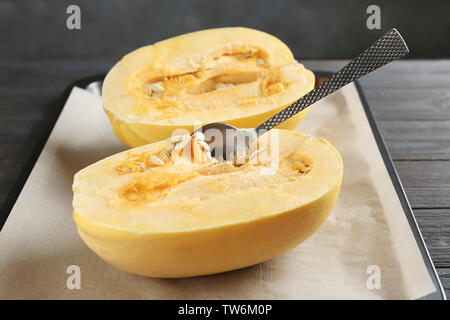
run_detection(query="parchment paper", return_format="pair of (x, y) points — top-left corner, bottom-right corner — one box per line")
(0, 84), (435, 299)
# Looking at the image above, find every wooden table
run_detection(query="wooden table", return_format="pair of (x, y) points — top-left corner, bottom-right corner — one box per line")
(0, 59), (448, 297)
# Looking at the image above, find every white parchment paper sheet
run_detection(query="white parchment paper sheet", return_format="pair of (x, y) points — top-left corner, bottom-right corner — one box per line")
(0, 85), (434, 299)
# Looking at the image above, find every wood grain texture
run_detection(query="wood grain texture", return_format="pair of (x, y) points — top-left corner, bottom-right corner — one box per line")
(0, 59), (449, 296)
(436, 268), (450, 298)
(377, 121), (450, 160)
(363, 88), (450, 121)
(414, 209), (450, 268)
(415, 209), (450, 297)
(394, 161), (450, 209)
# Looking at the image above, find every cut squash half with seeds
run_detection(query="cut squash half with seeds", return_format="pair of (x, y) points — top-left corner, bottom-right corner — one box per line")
(102, 27), (315, 147)
(72, 130), (343, 278)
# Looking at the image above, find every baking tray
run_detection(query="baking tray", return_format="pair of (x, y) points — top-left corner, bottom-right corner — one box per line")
(0, 72), (445, 300)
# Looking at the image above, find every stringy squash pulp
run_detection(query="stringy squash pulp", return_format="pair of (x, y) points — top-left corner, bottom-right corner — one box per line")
(102, 27), (315, 147)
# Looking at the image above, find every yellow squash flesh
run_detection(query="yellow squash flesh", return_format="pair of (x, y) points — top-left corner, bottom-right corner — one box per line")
(72, 130), (343, 278)
(103, 27), (315, 147)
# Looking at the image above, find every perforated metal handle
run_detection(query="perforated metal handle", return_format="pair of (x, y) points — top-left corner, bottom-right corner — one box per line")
(256, 28), (409, 132)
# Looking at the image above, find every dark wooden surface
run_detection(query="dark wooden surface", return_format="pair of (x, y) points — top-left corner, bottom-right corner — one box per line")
(1, 0), (449, 60)
(0, 59), (449, 297)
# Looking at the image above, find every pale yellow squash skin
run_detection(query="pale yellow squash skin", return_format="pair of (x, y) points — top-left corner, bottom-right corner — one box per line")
(104, 104), (309, 148)
(73, 130), (343, 278)
(102, 27), (314, 148)
(74, 185), (339, 278)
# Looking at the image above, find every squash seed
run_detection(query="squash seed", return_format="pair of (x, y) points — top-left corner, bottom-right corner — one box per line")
(148, 83), (165, 93)
(165, 142), (174, 151)
(197, 140), (210, 151)
(193, 131), (205, 141)
(215, 82), (234, 90)
(150, 155), (164, 165)
(134, 162), (146, 171)
(168, 135), (184, 143)
(159, 151), (170, 160)
(174, 135), (190, 150)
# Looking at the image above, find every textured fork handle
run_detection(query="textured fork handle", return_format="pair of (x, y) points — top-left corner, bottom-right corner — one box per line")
(256, 28), (409, 132)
